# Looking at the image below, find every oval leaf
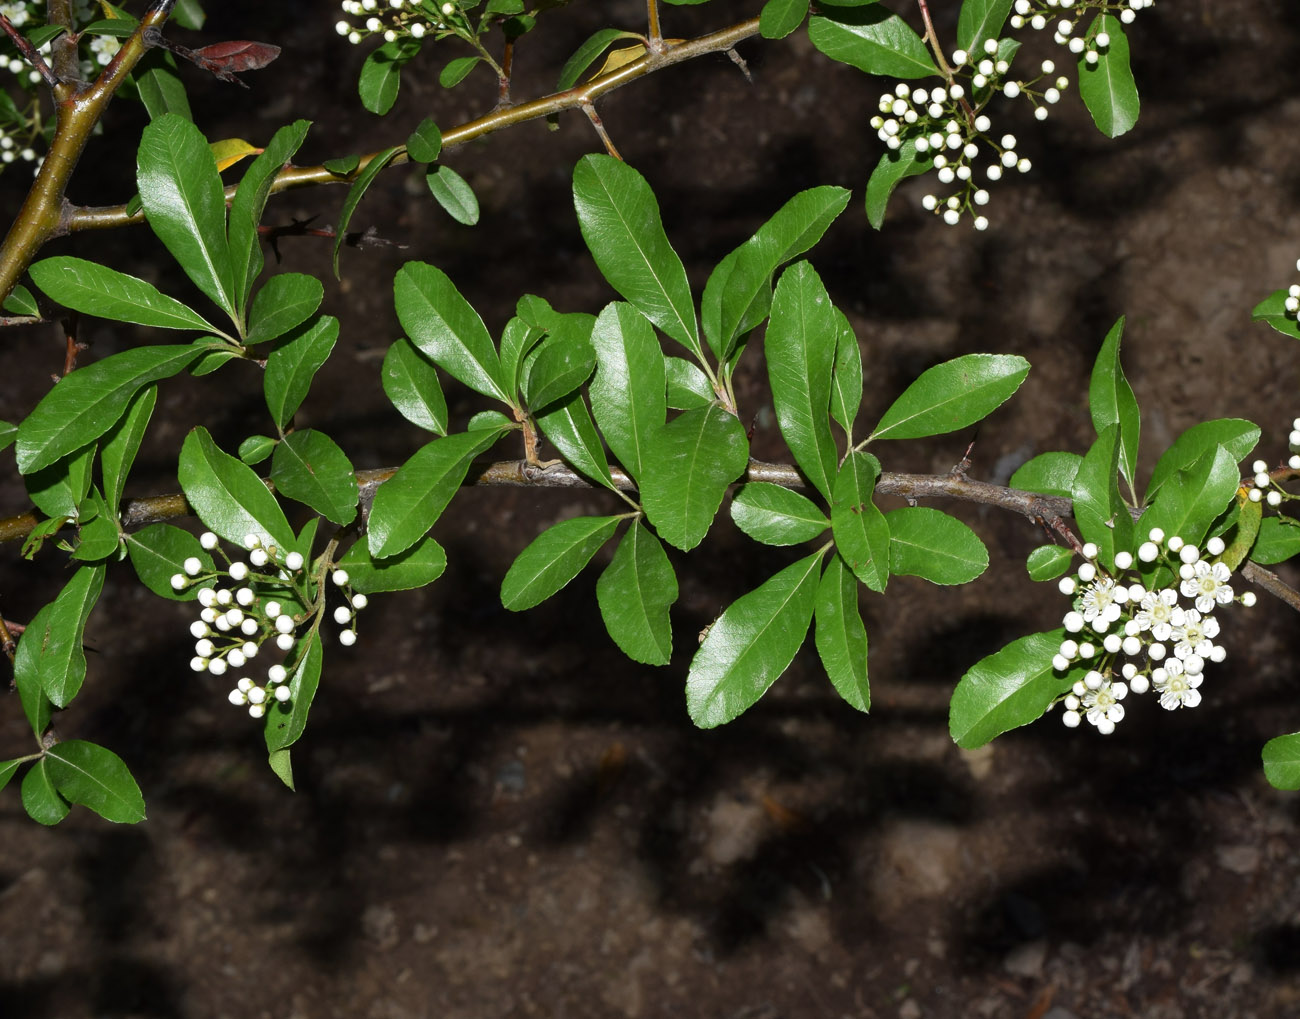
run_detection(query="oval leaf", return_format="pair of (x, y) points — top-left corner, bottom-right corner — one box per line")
(1078, 16), (1139, 138)
(265, 633), (323, 752)
(178, 426), (295, 552)
(731, 482), (829, 546)
(1010, 451), (1082, 497)
(125, 522), (214, 600)
(426, 165), (480, 226)
(596, 520), (677, 665)
(28, 256), (216, 331)
(831, 451), (890, 592)
(1147, 419), (1259, 499)
(44, 740), (145, 823)
(808, 8), (941, 79)
(814, 553), (870, 712)
(1026, 544), (1074, 581)
(337, 535), (448, 593)
(589, 302), (667, 483)
(1263, 733), (1300, 791)
(270, 429), (358, 525)
(950, 630), (1071, 748)
(382, 337), (448, 435)
(870, 353), (1030, 441)
(264, 315), (340, 431)
(501, 515), (621, 611)
(885, 506), (988, 584)
(246, 272), (324, 345)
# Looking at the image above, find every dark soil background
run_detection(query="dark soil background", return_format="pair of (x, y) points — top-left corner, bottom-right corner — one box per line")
(4, 1), (1300, 1017)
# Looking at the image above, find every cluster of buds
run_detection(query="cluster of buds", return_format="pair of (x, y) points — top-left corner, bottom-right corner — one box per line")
(335, 0), (458, 45)
(1244, 419), (1300, 507)
(1282, 257), (1300, 326)
(1052, 531), (1254, 733)
(1011, 0), (1154, 38)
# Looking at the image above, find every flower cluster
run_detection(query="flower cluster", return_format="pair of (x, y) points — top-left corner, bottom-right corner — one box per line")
(1282, 257), (1300, 326)
(1011, 0), (1154, 40)
(336, 0), (456, 45)
(170, 532), (367, 720)
(1052, 530), (1254, 733)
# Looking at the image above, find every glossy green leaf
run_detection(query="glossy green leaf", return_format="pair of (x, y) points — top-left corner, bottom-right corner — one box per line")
(16, 343), (206, 475)
(641, 405), (750, 551)
(323, 154), (360, 176)
(831, 451), (890, 592)
(1089, 317), (1140, 492)
(501, 515), (621, 611)
(337, 535), (447, 593)
(265, 632), (323, 752)
(137, 114), (237, 318)
(760, 0), (809, 38)
(1263, 733), (1300, 790)
(439, 55), (481, 88)
(71, 491), (121, 562)
(1220, 495), (1261, 574)
(1251, 517), (1300, 565)
(22, 761), (70, 826)
(426, 165), (480, 226)
(359, 37), (422, 114)
(1026, 544), (1074, 581)
(950, 629), (1071, 748)
(665, 357), (713, 410)
(267, 748), (294, 790)
(178, 426), (295, 552)
(573, 154), (701, 360)
(0, 758), (21, 793)
(1078, 16), (1139, 138)
(556, 27), (636, 89)
(1147, 419), (1259, 498)
(173, 0), (205, 28)
(14, 604), (54, 738)
(28, 257), (216, 331)
(590, 302), (667, 483)
(0, 419), (15, 452)
(264, 315), (339, 432)
(596, 520), (677, 665)
(333, 146), (400, 277)
(523, 325), (596, 412)
(885, 506), (988, 584)
(395, 261), (508, 403)
(382, 337), (448, 434)
(135, 53), (192, 121)
(1, 283), (38, 317)
(535, 389), (618, 491)
(100, 384), (156, 513)
(271, 429), (358, 525)
(239, 434), (277, 464)
(870, 354), (1030, 441)
(1137, 443), (1239, 552)
(1071, 424), (1132, 570)
(808, 7), (941, 79)
(815, 553), (869, 712)
(37, 564), (106, 708)
(766, 261), (839, 500)
(25, 441), (95, 522)
(368, 426), (507, 558)
(957, 0), (1012, 54)
(246, 273), (324, 345)
(829, 310), (862, 440)
(44, 740), (145, 823)
(1010, 451), (1082, 497)
(731, 482), (829, 546)
(125, 523), (213, 600)
(686, 550), (822, 728)
(864, 136), (931, 230)
(500, 314), (545, 403)
(1251, 289), (1300, 341)
(405, 117), (442, 163)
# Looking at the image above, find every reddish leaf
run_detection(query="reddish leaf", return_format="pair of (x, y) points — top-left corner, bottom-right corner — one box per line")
(191, 41), (281, 73)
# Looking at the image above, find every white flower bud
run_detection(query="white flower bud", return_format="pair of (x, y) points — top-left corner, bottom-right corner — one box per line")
(229, 689), (247, 705)
(1268, 490), (1283, 507)
(190, 621), (208, 638)
(1059, 577), (1076, 595)
(1113, 551), (1133, 570)
(195, 638), (215, 658)
(276, 633), (295, 652)
(285, 552), (305, 571)
(242, 642), (258, 658)
(339, 630), (358, 647)
(265, 601), (282, 618)
(1078, 563), (1096, 583)
(1079, 642), (1096, 658)
(236, 587), (255, 606)
(352, 594), (368, 610)
(1053, 655), (1070, 671)
(200, 531), (218, 549)
(1103, 634), (1122, 654)
(250, 548), (269, 567)
(198, 588), (217, 608)
(1085, 670), (1104, 690)
(275, 614), (295, 634)
(216, 588), (233, 605)
(1003, 82), (1021, 98)
(1122, 636), (1142, 657)
(241, 618), (260, 636)
(1149, 643), (1166, 661)
(244, 533), (261, 549)
(229, 562), (249, 581)
(249, 703), (266, 719)
(1096, 32), (1110, 47)
(170, 574), (187, 590)
(1064, 611), (1085, 632)
(333, 606), (352, 624)
(275, 686), (292, 702)
(209, 658), (228, 676)
(1242, 592), (1257, 607)
(228, 650), (246, 669)
(1062, 709), (1081, 728)
(190, 657), (208, 673)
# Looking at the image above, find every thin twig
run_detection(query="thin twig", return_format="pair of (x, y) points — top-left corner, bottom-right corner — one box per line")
(581, 101), (621, 159)
(1, 13), (59, 88)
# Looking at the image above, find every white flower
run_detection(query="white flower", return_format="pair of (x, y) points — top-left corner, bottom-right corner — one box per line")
(1153, 659), (1202, 710)
(1172, 610), (1219, 661)
(1082, 679), (1126, 733)
(1134, 588), (1179, 640)
(1080, 577), (1120, 623)
(1180, 560), (1233, 613)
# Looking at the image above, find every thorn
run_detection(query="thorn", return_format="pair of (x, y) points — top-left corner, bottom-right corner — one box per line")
(725, 46), (752, 83)
(581, 101), (622, 160)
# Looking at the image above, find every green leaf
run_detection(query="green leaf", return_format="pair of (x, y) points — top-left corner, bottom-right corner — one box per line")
(172, 0), (205, 29)
(1137, 443), (1239, 552)
(44, 740), (145, 823)
(100, 384), (156, 513)
(1251, 517), (1300, 566)
(1010, 451), (1082, 497)
(535, 390), (618, 491)
(16, 343), (205, 475)
(337, 534), (447, 593)
(405, 116), (442, 162)
(21, 760), (70, 826)
(439, 55), (481, 88)
(0, 420), (15, 452)
(270, 429), (358, 525)
(956, 0), (1013, 55)
(884, 506), (988, 584)
(702, 185), (851, 359)
(37, 564), (106, 708)
(71, 491), (121, 562)
(760, 0), (809, 38)
(766, 261), (839, 500)
(1071, 424), (1132, 570)
(522, 323), (596, 412)
(2, 283), (39, 317)
(641, 405), (750, 551)
(267, 748), (294, 790)
(239, 434), (277, 464)
(1262, 733), (1300, 790)
(368, 426), (507, 558)
(808, 8), (941, 79)
(831, 451), (890, 592)
(556, 28), (636, 89)
(1026, 544), (1074, 581)
(28, 256), (216, 331)
(426, 165), (480, 226)
(14, 604), (54, 738)
(870, 353), (1030, 441)
(125, 522), (213, 600)
(589, 302), (667, 484)
(1147, 419), (1259, 498)
(814, 553), (869, 712)
(0, 758), (22, 793)
(323, 153), (360, 176)
(499, 314), (545, 403)
(1077, 16), (1139, 138)
(178, 426), (295, 552)
(264, 315), (340, 431)
(501, 515), (621, 611)
(265, 632), (323, 752)
(573, 154), (701, 360)
(359, 37), (422, 114)
(596, 520), (677, 665)
(382, 337), (448, 434)
(864, 136), (931, 230)
(950, 630), (1071, 748)
(731, 482), (829, 546)
(686, 550), (823, 728)
(137, 114), (237, 318)
(26, 441), (95, 522)
(135, 53), (192, 121)
(1089, 317), (1140, 492)
(829, 310), (862, 440)
(665, 356), (713, 409)
(394, 261), (508, 402)
(1251, 289), (1300, 342)
(245, 273), (324, 346)
(333, 146), (400, 277)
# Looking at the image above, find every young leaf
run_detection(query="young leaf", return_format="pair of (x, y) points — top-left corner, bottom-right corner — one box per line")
(1137, 444), (1240, 551)
(522, 325), (597, 412)
(641, 405), (750, 551)
(766, 261), (839, 500)
(178, 426), (295, 552)
(44, 740), (146, 824)
(265, 632), (323, 752)
(956, 0), (1013, 56)
(28, 257), (216, 331)
(26, 441), (95, 522)
(885, 506), (988, 584)
(135, 53), (192, 121)
(245, 273), (325, 345)
(1026, 544), (1074, 581)
(405, 117), (443, 163)
(264, 315), (340, 431)
(100, 384), (157, 513)
(382, 337), (448, 435)
(589, 302), (667, 483)
(731, 482), (829, 546)
(831, 451), (890, 592)
(1252, 289), (1300, 342)
(596, 520), (677, 666)
(864, 136), (931, 230)
(808, 7), (941, 79)
(239, 434), (277, 464)
(500, 315), (545, 404)
(556, 28), (638, 89)
(665, 357), (714, 410)
(830, 309), (863, 439)
(337, 535), (448, 593)
(1146, 419), (1259, 498)
(268, 748), (294, 790)
(1251, 517), (1300, 566)
(1262, 733), (1300, 791)
(125, 523), (213, 600)
(1071, 424), (1132, 569)
(535, 389), (619, 491)
(814, 552), (869, 712)
(395, 261), (508, 403)
(1, 283), (38, 317)
(16, 343), (206, 475)
(1089, 317), (1140, 493)
(71, 490), (121, 562)
(359, 36), (422, 114)
(137, 114), (237, 319)
(37, 564), (106, 708)
(501, 515), (621, 611)
(1010, 451), (1082, 497)
(950, 630), (1071, 748)
(270, 429), (358, 525)
(22, 760), (70, 826)
(1078, 16), (1139, 138)
(573, 154), (701, 360)
(333, 146), (400, 277)
(686, 550), (823, 728)
(760, 0), (809, 39)
(869, 353), (1030, 441)
(439, 55), (481, 88)
(426, 165), (480, 226)
(0, 758), (22, 793)
(13, 604), (54, 738)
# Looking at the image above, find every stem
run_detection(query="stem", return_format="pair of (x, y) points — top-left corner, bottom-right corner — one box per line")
(647, 0), (663, 54)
